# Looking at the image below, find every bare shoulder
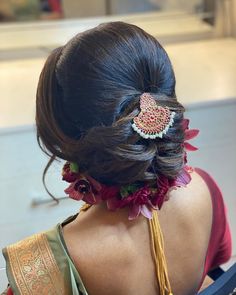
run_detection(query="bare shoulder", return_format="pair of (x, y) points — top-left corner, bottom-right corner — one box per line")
(163, 169), (213, 221)
(63, 206), (151, 295)
(158, 170), (214, 293)
(62, 170), (214, 295)
(185, 169), (213, 221)
(159, 169), (213, 247)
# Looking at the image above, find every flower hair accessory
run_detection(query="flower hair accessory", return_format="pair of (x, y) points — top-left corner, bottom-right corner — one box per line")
(132, 93), (175, 139)
(62, 162), (102, 204)
(62, 163), (193, 220)
(62, 115), (199, 220)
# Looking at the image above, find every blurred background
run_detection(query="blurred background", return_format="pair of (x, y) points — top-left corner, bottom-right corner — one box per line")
(0, 0), (236, 290)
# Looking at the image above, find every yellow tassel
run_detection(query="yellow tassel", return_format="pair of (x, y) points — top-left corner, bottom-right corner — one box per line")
(149, 210), (173, 295)
(80, 203), (92, 212)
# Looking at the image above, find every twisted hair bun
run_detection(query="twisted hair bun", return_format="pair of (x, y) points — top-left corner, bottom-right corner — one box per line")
(36, 22), (185, 186)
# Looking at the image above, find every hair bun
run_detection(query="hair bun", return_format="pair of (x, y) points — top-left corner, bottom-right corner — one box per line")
(36, 22), (185, 186)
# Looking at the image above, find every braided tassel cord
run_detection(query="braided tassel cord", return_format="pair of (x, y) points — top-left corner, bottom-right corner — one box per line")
(149, 210), (173, 295)
(80, 203), (92, 212)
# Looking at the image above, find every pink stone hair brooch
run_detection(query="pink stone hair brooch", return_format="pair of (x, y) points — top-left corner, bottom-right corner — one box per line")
(132, 93), (175, 139)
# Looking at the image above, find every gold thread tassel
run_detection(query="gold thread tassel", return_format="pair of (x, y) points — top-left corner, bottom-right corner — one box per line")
(149, 210), (173, 295)
(80, 203), (92, 212)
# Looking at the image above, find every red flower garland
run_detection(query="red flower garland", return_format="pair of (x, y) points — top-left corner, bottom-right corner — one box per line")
(62, 119), (199, 220)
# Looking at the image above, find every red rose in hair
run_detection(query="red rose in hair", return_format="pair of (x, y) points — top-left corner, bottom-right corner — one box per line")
(107, 186), (154, 220)
(62, 116), (199, 220)
(62, 162), (79, 183)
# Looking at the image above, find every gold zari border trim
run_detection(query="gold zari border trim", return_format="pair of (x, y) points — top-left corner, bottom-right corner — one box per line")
(7, 233), (65, 295)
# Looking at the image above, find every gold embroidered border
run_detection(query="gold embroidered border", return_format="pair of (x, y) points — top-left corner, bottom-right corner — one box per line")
(6, 233), (65, 295)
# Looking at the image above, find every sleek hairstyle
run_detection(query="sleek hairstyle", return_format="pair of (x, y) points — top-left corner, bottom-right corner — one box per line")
(36, 21), (185, 187)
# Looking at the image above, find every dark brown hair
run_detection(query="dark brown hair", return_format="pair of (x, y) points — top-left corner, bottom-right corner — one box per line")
(36, 21), (185, 187)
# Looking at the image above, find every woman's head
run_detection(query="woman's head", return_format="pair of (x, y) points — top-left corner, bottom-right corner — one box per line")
(36, 21), (185, 186)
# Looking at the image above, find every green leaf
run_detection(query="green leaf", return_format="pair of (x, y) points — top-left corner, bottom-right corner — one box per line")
(70, 162), (79, 173)
(120, 184), (139, 198)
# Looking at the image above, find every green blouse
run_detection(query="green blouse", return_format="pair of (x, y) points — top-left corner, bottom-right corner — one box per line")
(2, 215), (88, 295)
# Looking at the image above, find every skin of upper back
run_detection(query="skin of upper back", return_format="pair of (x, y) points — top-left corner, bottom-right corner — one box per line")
(63, 171), (213, 295)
